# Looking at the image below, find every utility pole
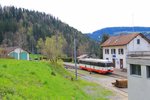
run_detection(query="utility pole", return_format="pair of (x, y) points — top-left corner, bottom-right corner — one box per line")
(74, 36), (77, 80)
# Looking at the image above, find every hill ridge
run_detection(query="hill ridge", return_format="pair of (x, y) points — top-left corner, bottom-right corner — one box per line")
(86, 27), (150, 41)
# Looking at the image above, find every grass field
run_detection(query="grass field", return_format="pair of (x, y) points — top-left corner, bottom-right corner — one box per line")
(29, 54), (44, 60)
(0, 59), (112, 100)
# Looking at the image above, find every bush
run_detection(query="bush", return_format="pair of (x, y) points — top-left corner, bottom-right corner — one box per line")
(61, 57), (72, 62)
(51, 71), (56, 76)
(2, 65), (7, 68)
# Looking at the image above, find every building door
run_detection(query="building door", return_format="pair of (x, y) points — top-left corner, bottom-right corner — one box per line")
(20, 52), (27, 60)
(120, 59), (123, 69)
(9, 52), (18, 59)
(112, 59), (115, 68)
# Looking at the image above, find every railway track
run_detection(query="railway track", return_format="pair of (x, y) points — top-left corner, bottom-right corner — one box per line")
(66, 68), (128, 94)
(67, 68), (128, 97)
(108, 73), (127, 79)
(65, 63), (128, 99)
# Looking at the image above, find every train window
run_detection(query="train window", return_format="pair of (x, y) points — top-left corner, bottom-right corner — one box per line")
(106, 63), (113, 67)
(81, 61), (90, 65)
(97, 63), (106, 67)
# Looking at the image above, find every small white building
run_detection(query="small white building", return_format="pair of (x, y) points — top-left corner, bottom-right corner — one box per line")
(127, 52), (150, 100)
(5, 47), (29, 60)
(101, 33), (150, 69)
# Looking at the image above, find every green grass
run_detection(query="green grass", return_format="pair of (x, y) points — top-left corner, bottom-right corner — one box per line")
(29, 54), (44, 60)
(0, 59), (112, 100)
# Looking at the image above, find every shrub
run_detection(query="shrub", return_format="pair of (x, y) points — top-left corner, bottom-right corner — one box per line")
(61, 57), (72, 62)
(2, 65), (7, 68)
(51, 71), (56, 76)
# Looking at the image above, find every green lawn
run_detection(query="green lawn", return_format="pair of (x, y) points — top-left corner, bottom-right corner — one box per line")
(29, 54), (43, 60)
(0, 59), (112, 100)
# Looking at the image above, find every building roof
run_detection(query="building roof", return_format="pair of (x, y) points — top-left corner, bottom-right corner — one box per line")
(2, 47), (28, 54)
(101, 33), (150, 47)
(4, 47), (19, 53)
(77, 54), (88, 59)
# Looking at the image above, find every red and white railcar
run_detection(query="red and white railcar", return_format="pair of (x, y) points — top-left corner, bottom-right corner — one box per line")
(79, 58), (113, 74)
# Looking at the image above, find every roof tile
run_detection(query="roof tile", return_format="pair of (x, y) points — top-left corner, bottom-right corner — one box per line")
(101, 33), (140, 47)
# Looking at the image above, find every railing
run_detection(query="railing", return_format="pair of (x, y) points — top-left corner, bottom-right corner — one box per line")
(127, 51), (150, 57)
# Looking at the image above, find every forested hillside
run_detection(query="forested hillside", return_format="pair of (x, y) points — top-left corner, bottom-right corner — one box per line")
(0, 6), (99, 57)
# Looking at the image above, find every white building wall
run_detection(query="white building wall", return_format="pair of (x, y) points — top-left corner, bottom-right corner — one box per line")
(127, 35), (150, 52)
(127, 58), (150, 100)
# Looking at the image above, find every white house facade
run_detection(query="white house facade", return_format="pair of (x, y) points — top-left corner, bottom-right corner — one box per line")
(127, 35), (150, 51)
(127, 52), (150, 100)
(102, 46), (127, 69)
(101, 33), (150, 69)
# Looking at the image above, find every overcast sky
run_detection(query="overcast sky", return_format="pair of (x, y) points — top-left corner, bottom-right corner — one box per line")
(1, 0), (150, 33)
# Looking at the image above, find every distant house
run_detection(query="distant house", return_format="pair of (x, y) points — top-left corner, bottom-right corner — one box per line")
(77, 54), (88, 59)
(101, 33), (150, 69)
(127, 51), (150, 100)
(4, 47), (29, 60)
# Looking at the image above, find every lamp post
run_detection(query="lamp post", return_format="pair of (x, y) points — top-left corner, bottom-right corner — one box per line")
(74, 35), (77, 80)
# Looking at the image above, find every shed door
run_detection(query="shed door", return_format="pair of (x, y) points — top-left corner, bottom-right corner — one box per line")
(9, 52), (18, 59)
(20, 52), (27, 60)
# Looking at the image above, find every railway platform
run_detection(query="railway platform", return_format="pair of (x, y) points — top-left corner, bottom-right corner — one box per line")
(112, 68), (127, 78)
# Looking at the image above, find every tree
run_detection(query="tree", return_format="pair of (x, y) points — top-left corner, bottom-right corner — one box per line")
(77, 43), (88, 56)
(37, 34), (67, 61)
(0, 48), (7, 58)
(0, 6), (100, 57)
(101, 33), (110, 44)
(36, 38), (44, 54)
(100, 33), (110, 59)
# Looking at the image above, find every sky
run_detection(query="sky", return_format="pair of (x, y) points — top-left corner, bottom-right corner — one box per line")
(0, 0), (150, 33)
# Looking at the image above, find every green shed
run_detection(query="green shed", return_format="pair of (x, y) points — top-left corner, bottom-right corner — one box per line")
(20, 51), (28, 60)
(5, 47), (29, 60)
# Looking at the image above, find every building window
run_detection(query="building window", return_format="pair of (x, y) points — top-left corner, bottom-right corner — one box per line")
(130, 64), (141, 76)
(105, 49), (109, 54)
(118, 49), (124, 55)
(137, 39), (140, 44)
(106, 58), (109, 60)
(111, 49), (116, 54)
(146, 66), (150, 78)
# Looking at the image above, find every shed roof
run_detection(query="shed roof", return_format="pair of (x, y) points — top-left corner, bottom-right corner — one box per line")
(2, 47), (28, 54)
(4, 47), (19, 53)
